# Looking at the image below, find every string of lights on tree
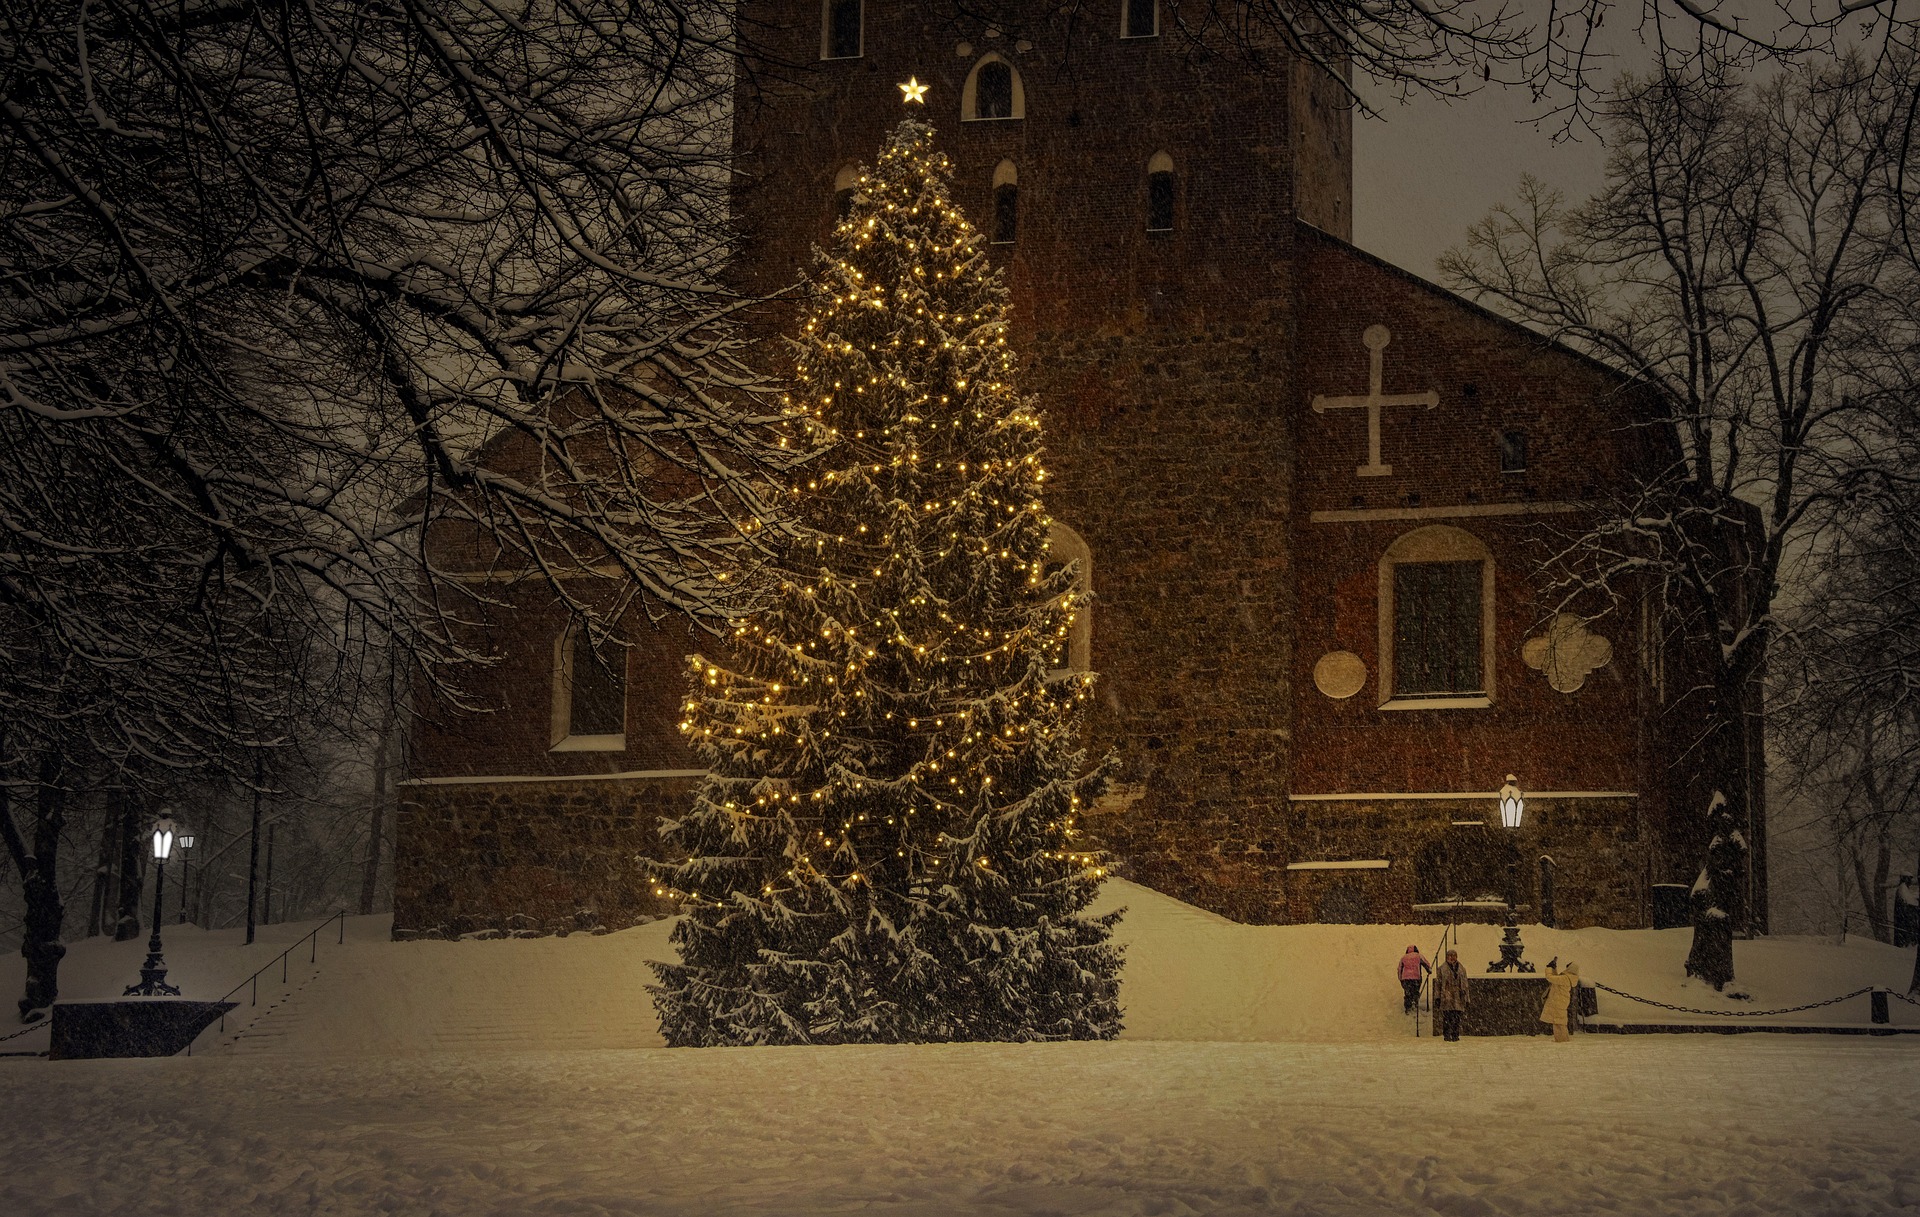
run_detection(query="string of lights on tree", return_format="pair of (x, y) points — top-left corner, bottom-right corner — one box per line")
(648, 90), (1123, 1046)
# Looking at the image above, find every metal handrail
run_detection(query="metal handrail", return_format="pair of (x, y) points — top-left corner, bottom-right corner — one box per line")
(1418, 923), (1454, 1037)
(213, 910), (347, 1035)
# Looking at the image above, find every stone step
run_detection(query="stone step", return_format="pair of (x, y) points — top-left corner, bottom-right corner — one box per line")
(218, 970), (324, 1055)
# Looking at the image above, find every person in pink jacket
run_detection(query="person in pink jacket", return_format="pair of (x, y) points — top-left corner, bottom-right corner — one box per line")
(1397, 944), (1432, 1014)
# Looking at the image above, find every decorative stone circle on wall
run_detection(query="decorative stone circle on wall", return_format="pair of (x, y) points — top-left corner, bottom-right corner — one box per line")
(1522, 613), (1614, 693)
(1313, 650), (1367, 699)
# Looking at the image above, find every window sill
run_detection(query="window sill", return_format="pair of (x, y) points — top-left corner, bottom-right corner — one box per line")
(820, 53), (863, 62)
(551, 734), (626, 752)
(961, 115), (1022, 123)
(1378, 696), (1491, 711)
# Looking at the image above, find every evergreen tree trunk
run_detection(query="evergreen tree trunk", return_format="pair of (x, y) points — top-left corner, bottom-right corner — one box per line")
(1684, 788), (1747, 990)
(1681, 638), (1759, 985)
(112, 789), (145, 941)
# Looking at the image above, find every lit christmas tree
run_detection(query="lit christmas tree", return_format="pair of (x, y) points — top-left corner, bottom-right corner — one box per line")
(648, 107), (1122, 1046)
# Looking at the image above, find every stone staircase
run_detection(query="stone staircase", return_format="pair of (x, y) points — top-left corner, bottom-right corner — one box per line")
(189, 920), (675, 1056)
(218, 966), (325, 1056)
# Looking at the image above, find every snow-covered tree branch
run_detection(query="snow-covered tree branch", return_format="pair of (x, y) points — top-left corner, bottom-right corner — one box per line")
(0, 0), (790, 1018)
(1441, 48), (1918, 983)
(938, 0), (1919, 121)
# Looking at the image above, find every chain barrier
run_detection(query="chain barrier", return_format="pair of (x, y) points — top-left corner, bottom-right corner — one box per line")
(1888, 989), (1920, 1010)
(1589, 981), (1874, 1018)
(0, 1019), (51, 1044)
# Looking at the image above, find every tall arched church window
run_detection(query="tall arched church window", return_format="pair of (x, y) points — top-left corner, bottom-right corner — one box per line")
(822, 0), (862, 60)
(1122, 0), (1158, 38)
(991, 160), (1018, 245)
(551, 626), (627, 750)
(1043, 523), (1094, 674)
(833, 164), (859, 223)
(1377, 525), (1495, 708)
(962, 54), (1025, 121)
(1146, 151), (1175, 232)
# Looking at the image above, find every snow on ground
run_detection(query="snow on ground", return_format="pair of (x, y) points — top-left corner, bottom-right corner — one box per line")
(2, 1038), (1917, 1215)
(4, 880), (1913, 1057)
(1, 880), (1918, 1214)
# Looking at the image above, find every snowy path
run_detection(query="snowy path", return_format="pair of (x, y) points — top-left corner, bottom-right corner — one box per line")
(1, 1037), (1915, 1215)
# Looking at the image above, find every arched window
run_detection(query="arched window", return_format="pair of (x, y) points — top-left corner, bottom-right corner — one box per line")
(551, 626), (626, 750)
(1377, 525), (1495, 708)
(1043, 523), (1093, 674)
(1122, 0), (1158, 38)
(822, 0), (862, 60)
(962, 54), (1024, 121)
(833, 164), (859, 223)
(991, 160), (1018, 245)
(1146, 151), (1175, 232)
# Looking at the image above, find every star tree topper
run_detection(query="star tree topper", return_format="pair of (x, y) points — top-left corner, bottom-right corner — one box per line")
(899, 76), (928, 104)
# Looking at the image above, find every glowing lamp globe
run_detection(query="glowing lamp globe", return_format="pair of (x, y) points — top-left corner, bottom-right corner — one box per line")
(1498, 776), (1525, 830)
(178, 834), (195, 851)
(151, 813), (177, 862)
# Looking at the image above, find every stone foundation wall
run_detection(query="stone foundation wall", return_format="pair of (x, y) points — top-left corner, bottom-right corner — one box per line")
(1458, 975), (1553, 1036)
(391, 775), (694, 939)
(1082, 794), (1648, 929)
(1281, 795), (1650, 928)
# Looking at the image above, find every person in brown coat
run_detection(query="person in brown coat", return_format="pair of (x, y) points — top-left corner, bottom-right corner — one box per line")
(1540, 961), (1580, 1041)
(1434, 948), (1470, 1042)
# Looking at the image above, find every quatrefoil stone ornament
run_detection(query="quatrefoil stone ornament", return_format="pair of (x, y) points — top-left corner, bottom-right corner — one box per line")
(1522, 614), (1614, 693)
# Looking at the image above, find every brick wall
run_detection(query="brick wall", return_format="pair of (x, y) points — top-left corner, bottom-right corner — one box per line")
(391, 775), (693, 938)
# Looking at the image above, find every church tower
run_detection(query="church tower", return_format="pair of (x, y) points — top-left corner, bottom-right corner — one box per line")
(731, 0), (1355, 921)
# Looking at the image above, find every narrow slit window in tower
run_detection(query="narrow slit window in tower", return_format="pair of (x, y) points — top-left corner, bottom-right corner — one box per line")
(992, 161), (1018, 244)
(1123, 0), (1158, 38)
(823, 0), (861, 60)
(1146, 152), (1175, 232)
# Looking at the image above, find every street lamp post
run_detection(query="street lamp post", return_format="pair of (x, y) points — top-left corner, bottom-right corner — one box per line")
(1487, 775), (1536, 974)
(176, 833), (196, 924)
(124, 812), (183, 996)
(1539, 854), (1557, 929)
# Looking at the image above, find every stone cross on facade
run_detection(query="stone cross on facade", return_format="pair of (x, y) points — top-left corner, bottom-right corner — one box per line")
(1312, 325), (1439, 477)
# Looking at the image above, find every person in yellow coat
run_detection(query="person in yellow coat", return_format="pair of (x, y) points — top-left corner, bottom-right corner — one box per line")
(1539, 960), (1580, 1041)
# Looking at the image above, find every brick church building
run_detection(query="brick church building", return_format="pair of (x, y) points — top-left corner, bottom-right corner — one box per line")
(395, 1), (1753, 938)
